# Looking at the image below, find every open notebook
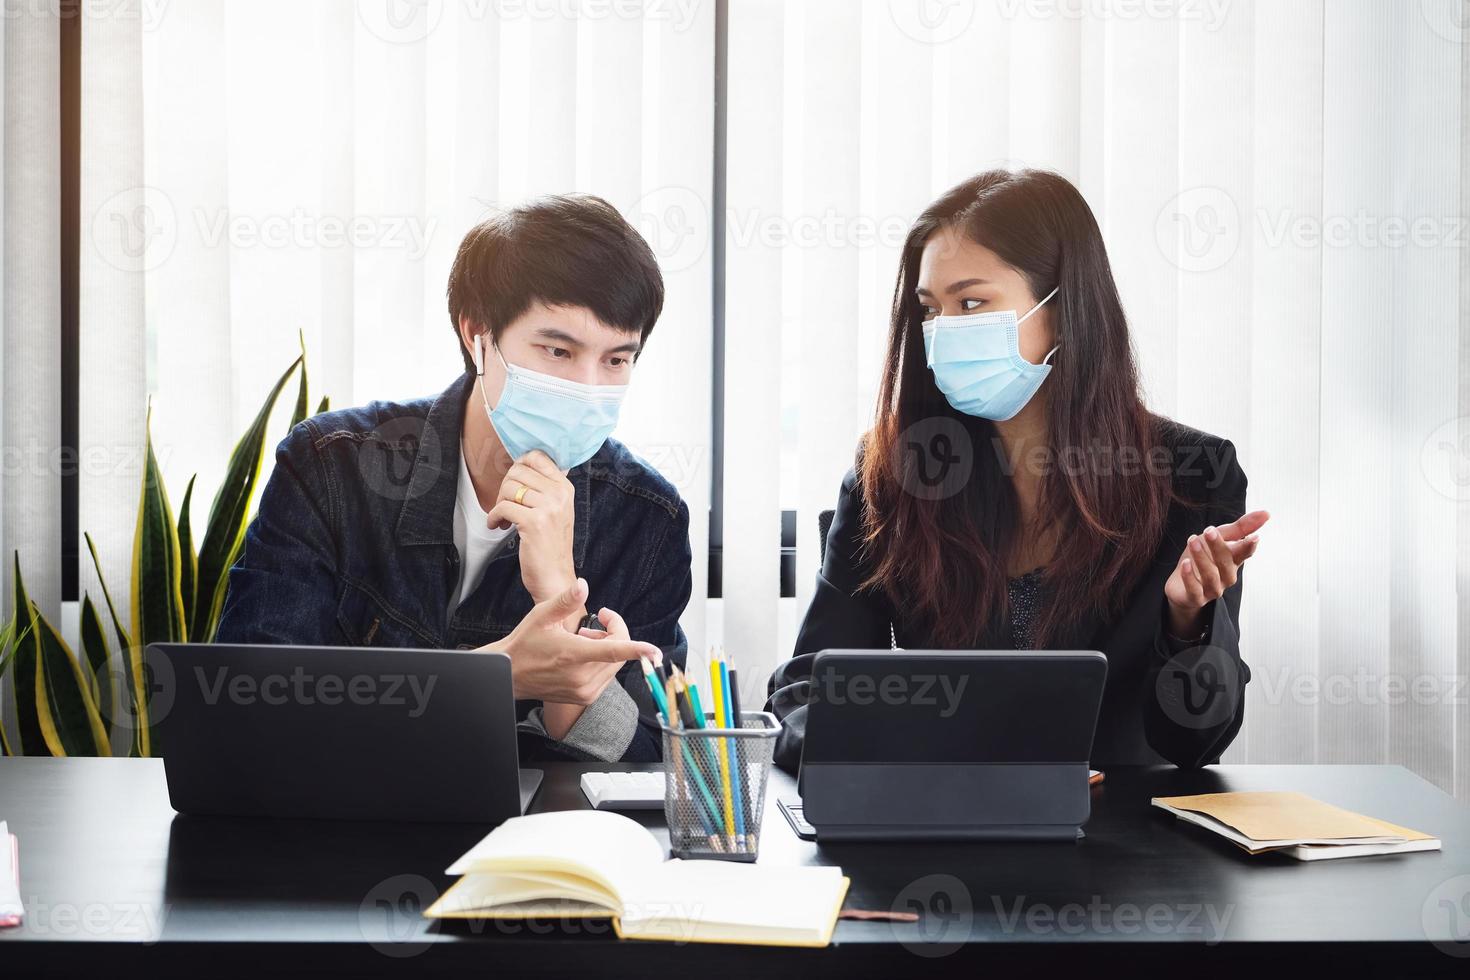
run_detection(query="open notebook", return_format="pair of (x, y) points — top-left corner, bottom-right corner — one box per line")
(1152, 791), (1440, 861)
(424, 810), (850, 946)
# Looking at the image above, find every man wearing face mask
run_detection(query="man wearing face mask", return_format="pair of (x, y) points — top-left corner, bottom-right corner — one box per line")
(215, 194), (692, 763)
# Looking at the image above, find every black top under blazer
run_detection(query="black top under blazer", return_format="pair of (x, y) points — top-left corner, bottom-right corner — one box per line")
(765, 419), (1252, 775)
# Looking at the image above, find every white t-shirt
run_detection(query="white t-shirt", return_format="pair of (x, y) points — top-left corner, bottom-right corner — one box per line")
(450, 443), (514, 618)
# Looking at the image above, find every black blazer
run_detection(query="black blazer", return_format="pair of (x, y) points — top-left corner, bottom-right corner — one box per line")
(765, 419), (1251, 775)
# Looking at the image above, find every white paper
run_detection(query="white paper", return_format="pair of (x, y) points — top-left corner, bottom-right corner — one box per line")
(445, 809), (664, 900)
(618, 861), (847, 944)
(0, 821), (22, 924)
(1152, 801), (1406, 849)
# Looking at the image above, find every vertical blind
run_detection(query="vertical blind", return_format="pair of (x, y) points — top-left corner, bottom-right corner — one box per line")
(3, 8), (64, 618)
(0, 0), (1465, 798)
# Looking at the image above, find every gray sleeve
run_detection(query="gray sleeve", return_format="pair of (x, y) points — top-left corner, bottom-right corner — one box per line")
(517, 682), (639, 763)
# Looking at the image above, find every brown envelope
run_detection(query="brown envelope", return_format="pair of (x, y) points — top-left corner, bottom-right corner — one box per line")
(1153, 791), (1433, 845)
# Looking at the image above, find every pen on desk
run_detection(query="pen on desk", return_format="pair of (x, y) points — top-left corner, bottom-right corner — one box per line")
(719, 650), (747, 851)
(709, 652), (738, 851)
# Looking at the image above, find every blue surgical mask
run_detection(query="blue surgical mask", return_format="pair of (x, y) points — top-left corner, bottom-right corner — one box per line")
(921, 286), (1060, 422)
(473, 334), (627, 470)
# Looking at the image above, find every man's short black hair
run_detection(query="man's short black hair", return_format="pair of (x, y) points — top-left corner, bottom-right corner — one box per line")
(447, 193), (664, 372)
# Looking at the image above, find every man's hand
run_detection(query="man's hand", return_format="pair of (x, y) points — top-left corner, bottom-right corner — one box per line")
(489, 577), (660, 706)
(487, 450), (576, 605)
(540, 603), (651, 740)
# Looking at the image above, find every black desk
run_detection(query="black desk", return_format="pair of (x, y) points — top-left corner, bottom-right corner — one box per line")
(2, 758), (1467, 976)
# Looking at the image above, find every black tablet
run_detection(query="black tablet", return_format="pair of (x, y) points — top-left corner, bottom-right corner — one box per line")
(796, 650), (1107, 841)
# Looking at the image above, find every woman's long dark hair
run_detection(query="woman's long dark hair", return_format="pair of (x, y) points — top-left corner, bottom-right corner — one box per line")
(858, 168), (1174, 648)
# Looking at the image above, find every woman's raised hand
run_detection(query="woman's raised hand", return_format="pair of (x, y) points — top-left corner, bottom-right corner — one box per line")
(1163, 510), (1270, 638)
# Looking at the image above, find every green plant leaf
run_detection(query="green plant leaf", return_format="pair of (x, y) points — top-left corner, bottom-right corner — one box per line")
(10, 553), (47, 755)
(0, 615), (17, 757)
(190, 355), (302, 644)
(290, 330), (309, 431)
(0, 619), (34, 673)
(315, 394), (330, 415)
(0, 617), (12, 674)
(33, 598), (110, 757)
(0, 616), (34, 758)
(80, 594), (114, 743)
(177, 474), (198, 640)
(129, 403), (187, 756)
(85, 532), (134, 652)
(130, 402), (187, 648)
(0, 618), (34, 686)
(85, 531), (142, 756)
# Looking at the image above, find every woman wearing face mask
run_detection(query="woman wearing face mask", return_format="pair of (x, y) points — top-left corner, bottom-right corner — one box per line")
(767, 168), (1269, 774)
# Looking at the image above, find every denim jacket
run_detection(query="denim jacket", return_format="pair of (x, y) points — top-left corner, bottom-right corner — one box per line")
(214, 370), (692, 762)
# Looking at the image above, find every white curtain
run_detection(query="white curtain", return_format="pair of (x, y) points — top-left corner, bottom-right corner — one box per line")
(725, 0), (1470, 799)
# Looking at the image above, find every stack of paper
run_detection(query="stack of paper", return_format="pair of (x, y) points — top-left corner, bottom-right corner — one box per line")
(1151, 792), (1441, 861)
(0, 821), (21, 927)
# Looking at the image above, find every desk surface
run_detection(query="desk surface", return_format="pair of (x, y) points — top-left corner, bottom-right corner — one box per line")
(2, 758), (1467, 976)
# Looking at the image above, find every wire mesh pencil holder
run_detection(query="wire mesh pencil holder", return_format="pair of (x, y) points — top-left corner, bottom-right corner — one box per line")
(661, 711), (780, 862)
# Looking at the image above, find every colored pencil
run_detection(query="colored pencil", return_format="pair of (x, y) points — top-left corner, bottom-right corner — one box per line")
(665, 674), (721, 849)
(669, 669), (726, 848)
(685, 672), (711, 729)
(709, 654), (738, 848)
(718, 650), (747, 848)
(674, 666), (732, 816)
(640, 657), (670, 719)
(726, 662), (754, 848)
(668, 665), (699, 728)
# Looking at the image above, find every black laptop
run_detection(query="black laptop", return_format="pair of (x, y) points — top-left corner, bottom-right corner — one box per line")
(782, 650), (1107, 841)
(146, 643), (541, 823)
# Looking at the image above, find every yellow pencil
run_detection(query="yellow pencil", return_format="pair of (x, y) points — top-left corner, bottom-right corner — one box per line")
(710, 651), (737, 849)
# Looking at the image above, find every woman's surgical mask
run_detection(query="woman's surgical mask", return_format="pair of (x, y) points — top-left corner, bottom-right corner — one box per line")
(921, 286), (1060, 422)
(473, 333), (627, 470)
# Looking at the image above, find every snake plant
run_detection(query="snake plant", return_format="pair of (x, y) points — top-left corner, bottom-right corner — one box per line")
(1, 335), (329, 757)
